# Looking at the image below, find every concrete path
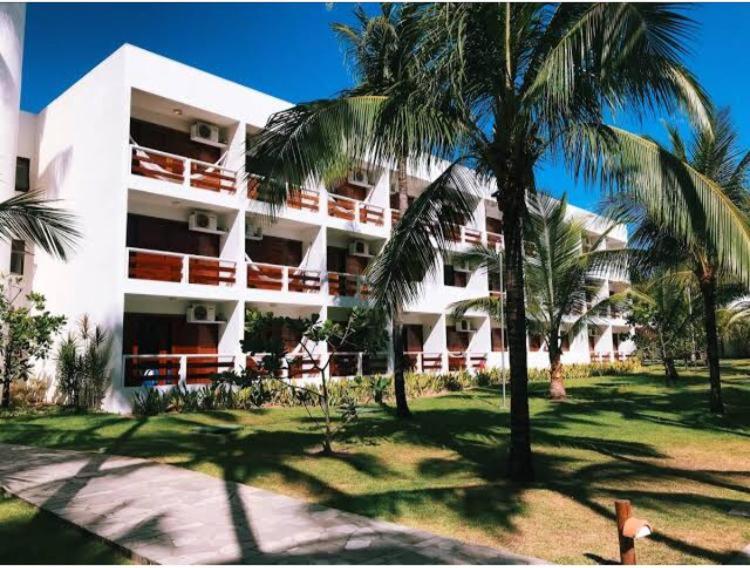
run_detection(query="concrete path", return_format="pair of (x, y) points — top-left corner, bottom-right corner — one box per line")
(0, 443), (541, 565)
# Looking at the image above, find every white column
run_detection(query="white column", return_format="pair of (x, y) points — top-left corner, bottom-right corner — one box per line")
(0, 3), (25, 271)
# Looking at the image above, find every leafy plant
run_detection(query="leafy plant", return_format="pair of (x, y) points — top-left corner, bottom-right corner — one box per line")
(0, 277), (66, 409)
(55, 315), (112, 411)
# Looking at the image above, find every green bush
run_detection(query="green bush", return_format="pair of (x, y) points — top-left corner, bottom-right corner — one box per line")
(130, 359), (642, 416)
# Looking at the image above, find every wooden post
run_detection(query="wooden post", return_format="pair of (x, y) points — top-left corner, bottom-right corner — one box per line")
(615, 499), (636, 565)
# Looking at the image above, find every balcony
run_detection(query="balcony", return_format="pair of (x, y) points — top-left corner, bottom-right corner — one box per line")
(329, 352), (388, 377)
(247, 178), (321, 213)
(131, 144), (238, 194)
(448, 351), (488, 371)
(246, 262), (322, 293)
(327, 272), (369, 299)
(405, 352), (443, 373)
(327, 194), (385, 226)
(127, 248), (237, 286)
(123, 354), (235, 387)
(449, 226), (505, 249)
(246, 352), (321, 379)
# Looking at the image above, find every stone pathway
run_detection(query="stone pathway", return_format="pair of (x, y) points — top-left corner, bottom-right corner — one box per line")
(0, 443), (542, 564)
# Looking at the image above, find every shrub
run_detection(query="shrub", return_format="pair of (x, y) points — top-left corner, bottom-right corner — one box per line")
(132, 387), (169, 416)
(10, 376), (49, 408)
(56, 315), (112, 411)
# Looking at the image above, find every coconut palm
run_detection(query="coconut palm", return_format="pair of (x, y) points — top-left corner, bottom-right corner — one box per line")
(451, 192), (610, 400)
(0, 191), (79, 260)
(605, 109), (750, 413)
(330, 4), (431, 418)
(247, 4), (749, 482)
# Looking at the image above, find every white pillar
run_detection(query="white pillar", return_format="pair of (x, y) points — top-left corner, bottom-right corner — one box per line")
(0, 3), (25, 270)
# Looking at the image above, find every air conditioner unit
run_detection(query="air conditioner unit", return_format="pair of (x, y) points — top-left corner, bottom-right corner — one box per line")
(347, 168), (371, 188)
(455, 319), (475, 333)
(348, 239), (373, 257)
(187, 303), (217, 324)
(245, 223), (263, 241)
(454, 258), (472, 273)
(190, 121), (222, 146)
(189, 210), (219, 233)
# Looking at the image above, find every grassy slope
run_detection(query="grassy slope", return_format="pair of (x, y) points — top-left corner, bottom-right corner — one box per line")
(1, 363), (748, 564)
(0, 493), (130, 564)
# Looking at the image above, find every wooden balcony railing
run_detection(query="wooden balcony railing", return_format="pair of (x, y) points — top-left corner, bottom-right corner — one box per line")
(288, 187), (321, 212)
(405, 352), (444, 373)
(327, 271), (369, 299)
(328, 194), (385, 226)
(123, 354), (235, 387)
(187, 257), (236, 286)
(127, 248), (236, 287)
(448, 351), (488, 371)
(246, 262), (322, 293)
(486, 231), (504, 249)
(329, 352), (389, 377)
(131, 145), (238, 194)
(246, 351), (320, 379)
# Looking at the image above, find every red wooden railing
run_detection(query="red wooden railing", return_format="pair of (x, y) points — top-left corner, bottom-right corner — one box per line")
(188, 257), (236, 286)
(128, 250), (183, 282)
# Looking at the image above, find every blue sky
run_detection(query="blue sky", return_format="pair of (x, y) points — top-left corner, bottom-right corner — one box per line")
(20, 3), (750, 211)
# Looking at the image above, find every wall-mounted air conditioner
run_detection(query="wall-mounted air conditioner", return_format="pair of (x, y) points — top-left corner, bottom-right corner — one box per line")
(347, 168), (371, 188)
(455, 319), (475, 333)
(454, 258), (473, 273)
(189, 210), (219, 233)
(245, 223), (263, 241)
(187, 304), (217, 324)
(348, 239), (373, 258)
(190, 121), (222, 146)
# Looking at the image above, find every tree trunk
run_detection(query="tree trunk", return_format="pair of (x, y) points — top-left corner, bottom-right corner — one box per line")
(500, 181), (534, 482)
(392, 158), (411, 419)
(663, 357), (679, 385)
(319, 370), (334, 454)
(548, 346), (566, 400)
(1, 376), (9, 408)
(700, 273), (724, 414)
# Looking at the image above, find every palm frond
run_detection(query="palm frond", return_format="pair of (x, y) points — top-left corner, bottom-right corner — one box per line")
(368, 162), (478, 314)
(0, 191), (80, 260)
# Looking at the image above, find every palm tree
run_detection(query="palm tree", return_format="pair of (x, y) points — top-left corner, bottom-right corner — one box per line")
(247, 4), (750, 482)
(608, 271), (697, 384)
(606, 109), (750, 413)
(330, 4), (429, 418)
(0, 191), (79, 260)
(452, 192), (610, 400)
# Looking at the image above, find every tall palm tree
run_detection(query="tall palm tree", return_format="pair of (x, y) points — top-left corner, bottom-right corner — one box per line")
(247, 4), (748, 482)
(452, 192), (610, 400)
(0, 191), (79, 261)
(606, 109), (750, 413)
(608, 271), (697, 384)
(330, 4), (428, 418)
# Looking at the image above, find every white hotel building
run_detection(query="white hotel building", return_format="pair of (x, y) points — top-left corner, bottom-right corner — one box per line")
(3, 36), (633, 412)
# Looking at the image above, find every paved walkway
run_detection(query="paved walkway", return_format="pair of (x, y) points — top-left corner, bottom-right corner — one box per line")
(0, 443), (541, 564)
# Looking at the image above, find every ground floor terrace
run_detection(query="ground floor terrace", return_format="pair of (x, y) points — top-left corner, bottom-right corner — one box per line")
(1, 362), (747, 564)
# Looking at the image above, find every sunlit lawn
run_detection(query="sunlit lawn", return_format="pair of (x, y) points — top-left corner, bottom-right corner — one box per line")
(0, 492), (130, 564)
(1, 362), (749, 564)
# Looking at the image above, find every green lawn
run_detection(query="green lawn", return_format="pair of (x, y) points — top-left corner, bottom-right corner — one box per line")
(1, 363), (749, 564)
(0, 492), (130, 564)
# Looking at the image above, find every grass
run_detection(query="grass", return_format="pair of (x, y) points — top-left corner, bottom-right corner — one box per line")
(1, 362), (749, 564)
(0, 492), (130, 564)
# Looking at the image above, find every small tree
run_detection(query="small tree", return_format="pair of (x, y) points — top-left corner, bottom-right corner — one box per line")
(225, 306), (388, 454)
(56, 315), (112, 411)
(0, 277), (66, 408)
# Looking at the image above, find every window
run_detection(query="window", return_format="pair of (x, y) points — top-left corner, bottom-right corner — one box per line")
(15, 157), (30, 192)
(10, 240), (25, 275)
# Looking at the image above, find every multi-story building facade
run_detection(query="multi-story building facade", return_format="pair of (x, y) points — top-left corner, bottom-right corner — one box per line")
(9, 43), (634, 413)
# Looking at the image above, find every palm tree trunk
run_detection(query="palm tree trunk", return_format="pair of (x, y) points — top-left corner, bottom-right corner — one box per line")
(392, 158), (411, 418)
(657, 327), (679, 385)
(501, 182), (534, 482)
(548, 343), (566, 400)
(700, 272), (724, 414)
